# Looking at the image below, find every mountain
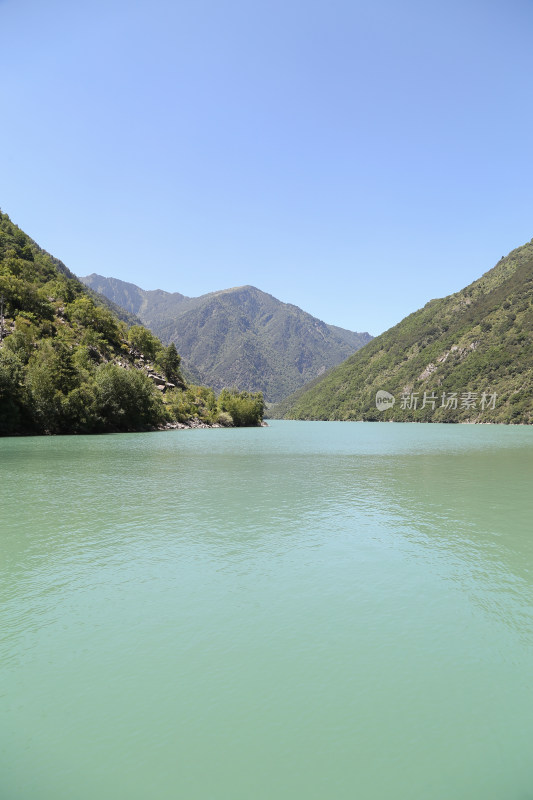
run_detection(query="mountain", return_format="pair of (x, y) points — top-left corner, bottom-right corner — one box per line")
(80, 275), (372, 403)
(271, 239), (533, 424)
(0, 211), (264, 434)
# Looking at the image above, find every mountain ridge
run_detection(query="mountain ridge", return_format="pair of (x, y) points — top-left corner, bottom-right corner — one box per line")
(80, 274), (373, 403)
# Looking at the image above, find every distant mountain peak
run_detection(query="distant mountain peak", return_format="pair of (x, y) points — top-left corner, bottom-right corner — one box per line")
(80, 274), (372, 403)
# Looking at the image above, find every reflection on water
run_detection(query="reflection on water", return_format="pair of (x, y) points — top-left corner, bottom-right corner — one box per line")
(1, 422), (533, 800)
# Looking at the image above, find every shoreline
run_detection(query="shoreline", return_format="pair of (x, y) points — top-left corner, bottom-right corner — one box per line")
(159, 419), (269, 431)
(267, 418), (531, 425)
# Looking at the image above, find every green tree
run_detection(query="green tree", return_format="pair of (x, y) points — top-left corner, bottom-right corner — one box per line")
(26, 340), (78, 432)
(68, 296), (121, 344)
(94, 364), (165, 431)
(155, 342), (182, 383)
(61, 382), (100, 433)
(128, 325), (162, 362)
(0, 274), (54, 320)
(0, 349), (25, 434)
(3, 316), (36, 363)
(217, 388), (264, 426)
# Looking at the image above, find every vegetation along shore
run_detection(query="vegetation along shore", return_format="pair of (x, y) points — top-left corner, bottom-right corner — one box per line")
(0, 211), (264, 436)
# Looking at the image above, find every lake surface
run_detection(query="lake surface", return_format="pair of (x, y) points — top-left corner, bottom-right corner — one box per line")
(1, 421), (533, 799)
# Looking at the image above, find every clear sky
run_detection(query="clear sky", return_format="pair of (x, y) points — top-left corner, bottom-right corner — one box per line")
(1, 0), (533, 335)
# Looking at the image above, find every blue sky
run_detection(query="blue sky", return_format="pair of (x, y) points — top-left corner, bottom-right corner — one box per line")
(1, 0), (533, 335)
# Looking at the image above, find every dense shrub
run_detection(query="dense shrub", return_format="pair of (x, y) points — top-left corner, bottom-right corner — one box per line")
(94, 365), (165, 431)
(217, 388), (264, 426)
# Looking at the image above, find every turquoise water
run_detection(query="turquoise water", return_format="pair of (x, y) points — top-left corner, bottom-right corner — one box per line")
(1, 421), (533, 799)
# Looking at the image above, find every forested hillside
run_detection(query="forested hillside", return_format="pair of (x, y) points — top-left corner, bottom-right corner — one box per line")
(0, 212), (264, 434)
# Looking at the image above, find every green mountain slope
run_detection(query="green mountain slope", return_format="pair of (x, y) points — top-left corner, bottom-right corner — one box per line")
(80, 275), (372, 402)
(271, 240), (533, 424)
(0, 211), (264, 434)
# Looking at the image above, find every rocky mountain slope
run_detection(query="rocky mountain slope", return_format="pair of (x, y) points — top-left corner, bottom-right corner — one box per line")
(80, 274), (372, 403)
